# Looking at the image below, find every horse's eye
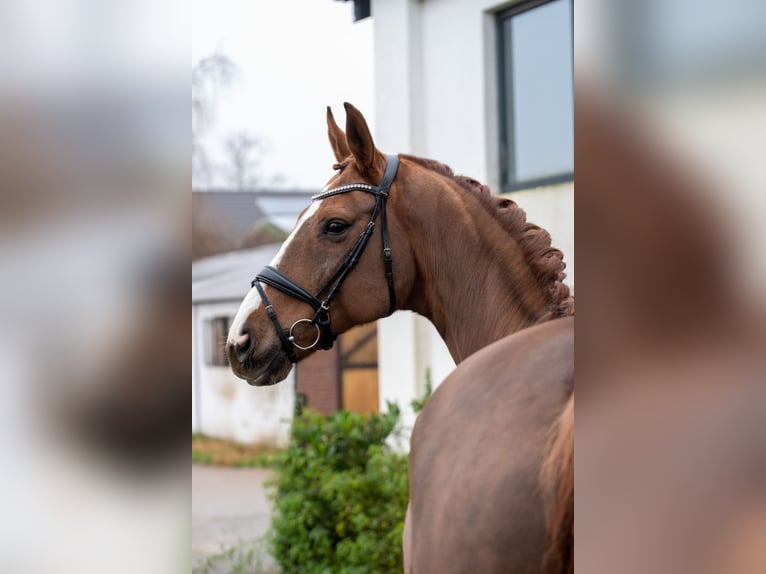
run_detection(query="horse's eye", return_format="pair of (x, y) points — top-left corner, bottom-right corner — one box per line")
(324, 220), (350, 236)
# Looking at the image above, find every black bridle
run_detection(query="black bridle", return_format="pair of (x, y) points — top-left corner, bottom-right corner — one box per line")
(251, 154), (399, 364)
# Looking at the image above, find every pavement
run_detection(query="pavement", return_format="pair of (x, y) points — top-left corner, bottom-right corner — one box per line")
(192, 465), (276, 569)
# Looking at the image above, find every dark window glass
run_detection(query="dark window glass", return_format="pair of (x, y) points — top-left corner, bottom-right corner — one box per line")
(206, 316), (230, 366)
(499, 0), (573, 191)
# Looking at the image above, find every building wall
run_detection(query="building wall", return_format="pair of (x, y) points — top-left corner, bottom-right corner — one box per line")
(192, 300), (294, 447)
(193, 305), (200, 432)
(371, 0), (574, 433)
(296, 348), (340, 414)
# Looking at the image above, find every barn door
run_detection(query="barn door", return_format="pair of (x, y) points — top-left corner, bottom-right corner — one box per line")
(339, 322), (379, 413)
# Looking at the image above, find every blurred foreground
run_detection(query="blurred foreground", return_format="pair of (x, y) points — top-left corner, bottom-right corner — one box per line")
(0, 1), (188, 572)
(576, 1), (766, 572)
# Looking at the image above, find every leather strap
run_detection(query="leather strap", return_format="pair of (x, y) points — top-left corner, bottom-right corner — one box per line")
(250, 154), (400, 362)
(253, 282), (298, 364)
(377, 154), (399, 195)
(255, 265), (322, 311)
(381, 200), (396, 315)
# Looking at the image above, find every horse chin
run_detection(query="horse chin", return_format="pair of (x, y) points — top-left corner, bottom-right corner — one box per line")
(244, 350), (292, 387)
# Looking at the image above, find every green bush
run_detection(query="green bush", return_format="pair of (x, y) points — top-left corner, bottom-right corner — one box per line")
(268, 404), (409, 574)
(410, 368), (433, 414)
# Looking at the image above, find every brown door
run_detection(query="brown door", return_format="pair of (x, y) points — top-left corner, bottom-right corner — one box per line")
(339, 322), (379, 413)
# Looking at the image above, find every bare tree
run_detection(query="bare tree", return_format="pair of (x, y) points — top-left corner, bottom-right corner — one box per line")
(223, 131), (265, 190)
(192, 52), (237, 189)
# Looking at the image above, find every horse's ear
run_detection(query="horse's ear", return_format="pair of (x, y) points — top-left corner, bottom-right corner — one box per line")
(344, 102), (382, 173)
(327, 106), (350, 162)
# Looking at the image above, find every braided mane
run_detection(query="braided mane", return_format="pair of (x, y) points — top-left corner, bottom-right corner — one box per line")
(402, 155), (574, 320)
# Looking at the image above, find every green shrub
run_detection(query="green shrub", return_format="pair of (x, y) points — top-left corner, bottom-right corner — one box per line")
(268, 404), (409, 574)
(410, 368), (433, 414)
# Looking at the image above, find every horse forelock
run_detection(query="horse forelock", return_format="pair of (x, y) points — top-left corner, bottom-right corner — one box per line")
(401, 154), (574, 320)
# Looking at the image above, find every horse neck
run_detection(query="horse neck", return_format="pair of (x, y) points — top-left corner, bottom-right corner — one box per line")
(399, 175), (553, 363)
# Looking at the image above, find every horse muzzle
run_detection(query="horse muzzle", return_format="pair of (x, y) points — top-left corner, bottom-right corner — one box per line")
(226, 328), (292, 386)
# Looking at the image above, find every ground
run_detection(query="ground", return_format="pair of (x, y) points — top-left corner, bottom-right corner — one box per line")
(192, 465), (276, 571)
(192, 433), (278, 467)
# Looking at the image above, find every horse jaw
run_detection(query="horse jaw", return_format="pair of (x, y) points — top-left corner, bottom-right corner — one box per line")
(246, 365), (292, 387)
(240, 348), (292, 387)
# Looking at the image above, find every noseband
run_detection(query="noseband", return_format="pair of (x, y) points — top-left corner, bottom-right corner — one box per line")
(251, 154), (399, 363)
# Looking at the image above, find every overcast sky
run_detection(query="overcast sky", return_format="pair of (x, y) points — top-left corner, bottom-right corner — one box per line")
(192, 0), (375, 190)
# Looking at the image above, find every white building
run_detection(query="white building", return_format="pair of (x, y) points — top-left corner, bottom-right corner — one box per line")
(363, 0), (575, 430)
(192, 244), (295, 447)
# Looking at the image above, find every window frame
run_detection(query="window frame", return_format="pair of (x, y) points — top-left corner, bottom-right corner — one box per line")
(496, 0), (574, 192)
(206, 316), (231, 367)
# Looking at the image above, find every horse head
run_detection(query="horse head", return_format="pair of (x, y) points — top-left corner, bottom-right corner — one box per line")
(226, 103), (414, 386)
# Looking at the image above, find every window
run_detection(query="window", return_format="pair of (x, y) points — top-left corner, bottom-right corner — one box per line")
(498, 0), (573, 191)
(206, 316), (230, 366)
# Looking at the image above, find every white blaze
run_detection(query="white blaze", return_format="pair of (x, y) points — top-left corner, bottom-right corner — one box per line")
(227, 199), (324, 344)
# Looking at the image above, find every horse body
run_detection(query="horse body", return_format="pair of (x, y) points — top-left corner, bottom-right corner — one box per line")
(226, 103), (573, 573)
(407, 317), (573, 573)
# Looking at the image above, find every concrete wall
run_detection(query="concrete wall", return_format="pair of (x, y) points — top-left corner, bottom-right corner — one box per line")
(192, 301), (294, 447)
(371, 0), (574, 432)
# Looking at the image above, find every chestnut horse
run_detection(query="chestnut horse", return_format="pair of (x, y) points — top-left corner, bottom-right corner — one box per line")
(226, 103), (574, 573)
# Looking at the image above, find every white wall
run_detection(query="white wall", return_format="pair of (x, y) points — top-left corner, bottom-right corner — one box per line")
(372, 0), (574, 428)
(373, 0), (514, 190)
(192, 305), (200, 432)
(513, 183), (575, 288)
(192, 301), (294, 447)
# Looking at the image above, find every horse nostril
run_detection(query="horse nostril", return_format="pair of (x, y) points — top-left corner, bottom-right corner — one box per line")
(232, 329), (253, 361)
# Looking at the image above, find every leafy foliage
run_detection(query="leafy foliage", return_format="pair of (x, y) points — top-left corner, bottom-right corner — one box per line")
(268, 404), (409, 574)
(410, 368), (433, 414)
